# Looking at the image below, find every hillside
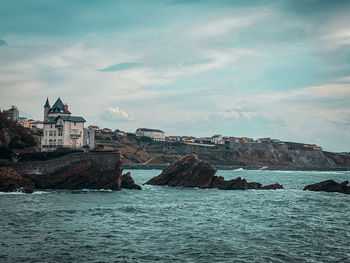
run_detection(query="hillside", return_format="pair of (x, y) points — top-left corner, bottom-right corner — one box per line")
(0, 113), (38, 159)
(95, 133), (350, 170)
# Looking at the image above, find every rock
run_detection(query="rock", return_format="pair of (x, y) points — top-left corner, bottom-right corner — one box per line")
(146, 154), (217, 189)
(146, 154), (284, 190)
(260, 183), (284, 190)
(0, 167), (35, 193)
(304, 180), (350, 194)
(23, 160), (123, 191)
(121, 172), (142, 190)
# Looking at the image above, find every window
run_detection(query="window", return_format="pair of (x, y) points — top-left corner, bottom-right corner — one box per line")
(58, 130), (63, 136)
(53, 131), (56, 136)
(49, 131), (53, 136)
(45, 131), (47, 136)
(74, 122), (76, 126)
(50, 124), (52, 128)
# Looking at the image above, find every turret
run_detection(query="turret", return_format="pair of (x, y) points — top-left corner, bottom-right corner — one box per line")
(44, 97), (50, 121)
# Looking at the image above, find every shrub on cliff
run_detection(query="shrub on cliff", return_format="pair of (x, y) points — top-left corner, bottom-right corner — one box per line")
(0, 113), (36, 150)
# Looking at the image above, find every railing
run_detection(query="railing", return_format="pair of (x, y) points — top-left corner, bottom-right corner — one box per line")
(42, 145), (65, 148)
(55, 124), (63, 128)
(70, 134), (81, 138)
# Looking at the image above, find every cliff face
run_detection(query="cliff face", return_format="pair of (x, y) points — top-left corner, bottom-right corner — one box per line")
(96, 135), (350, 170)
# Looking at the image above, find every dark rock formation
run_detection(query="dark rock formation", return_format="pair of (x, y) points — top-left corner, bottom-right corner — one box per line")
(121, 172), (142, 190)
(24, 160), (123, 191)
(0, 167), (35, 193)
(1, 150), (141, 193)
(304, 180), (350, 194)
(146, 154), (284, 190)
(146, 155), (217, 188)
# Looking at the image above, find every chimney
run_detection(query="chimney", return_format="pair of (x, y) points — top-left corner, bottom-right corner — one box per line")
(64, 104), (68, 111)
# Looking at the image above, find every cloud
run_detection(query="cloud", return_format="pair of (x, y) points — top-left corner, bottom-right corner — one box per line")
(1, 1), (350, 151)
(0, 39), (7, 46)
(327, 112), (350, 130)
(99, 62), (143, 72)
(101, 107), (134, 122)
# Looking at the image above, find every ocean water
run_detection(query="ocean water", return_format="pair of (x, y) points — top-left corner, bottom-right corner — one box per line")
(1, 169), (350, 263)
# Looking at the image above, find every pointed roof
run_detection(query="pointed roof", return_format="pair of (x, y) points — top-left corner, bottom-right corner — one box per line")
(43, 115), (86, 124)
(48, 97), (71, 114)
(52, 97), (64, 109)
(44, 97), (50, 108)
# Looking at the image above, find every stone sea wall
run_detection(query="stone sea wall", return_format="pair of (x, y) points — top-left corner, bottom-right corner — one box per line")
(3, 151), (121, 176)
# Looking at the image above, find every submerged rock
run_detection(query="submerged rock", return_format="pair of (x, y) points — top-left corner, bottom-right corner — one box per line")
(121, 172), (142, 190)
(146, 154), (283, 190)
(304, 180), (350, 194)
(0, 167), (35, 193)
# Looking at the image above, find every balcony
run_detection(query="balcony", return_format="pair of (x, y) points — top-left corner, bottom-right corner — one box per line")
(70, 133), (81, 139)
(55, 124), (63, 128)
(42, 145), (64, 149)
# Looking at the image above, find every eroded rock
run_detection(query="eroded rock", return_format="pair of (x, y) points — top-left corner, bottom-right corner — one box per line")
(304, 180), (350, 194)
(121, 172), (142, 190)
(146, 154), (284, 190)
(23, 160), (123, 191)
(0, 167), (35, 193)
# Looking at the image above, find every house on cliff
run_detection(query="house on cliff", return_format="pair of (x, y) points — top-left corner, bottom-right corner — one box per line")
(41, 97), (94, 151)
(136, 128), (165, 141)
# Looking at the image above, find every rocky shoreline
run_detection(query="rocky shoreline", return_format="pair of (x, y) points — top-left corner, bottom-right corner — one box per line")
(1, 153), (349, 195)
(0, 151), (141, 193)
(124, 163), (350, 171)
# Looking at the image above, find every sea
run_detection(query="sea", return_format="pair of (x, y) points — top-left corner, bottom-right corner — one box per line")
(1, 169), (350, 263)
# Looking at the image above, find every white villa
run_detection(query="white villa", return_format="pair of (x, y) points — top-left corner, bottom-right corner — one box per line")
(41, 97), (88, 151)
(135, 128), (165, 141)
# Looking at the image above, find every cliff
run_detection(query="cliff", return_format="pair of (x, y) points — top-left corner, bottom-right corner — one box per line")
(95, 135), (350, 170)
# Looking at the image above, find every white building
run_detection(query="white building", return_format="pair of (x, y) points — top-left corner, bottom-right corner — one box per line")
(136, 128), (165, 141)
(41, 97), (87, 151)
(211, 134), (224, 144)
(83, 128), (95, 150)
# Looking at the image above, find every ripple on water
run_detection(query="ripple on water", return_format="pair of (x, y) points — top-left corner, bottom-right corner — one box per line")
(1, 169), (350, 262)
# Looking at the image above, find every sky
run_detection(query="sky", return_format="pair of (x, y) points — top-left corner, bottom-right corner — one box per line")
(0, 0), (350, 152)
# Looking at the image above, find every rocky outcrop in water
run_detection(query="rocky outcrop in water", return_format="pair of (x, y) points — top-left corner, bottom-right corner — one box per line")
(121, 172), (142, 190)
(0, 151), (141, 193)
(304, 180), (350, 194)
(146, 154), (284, 190)
(0, 167), (35, 193)
(23, 160), (123, 191)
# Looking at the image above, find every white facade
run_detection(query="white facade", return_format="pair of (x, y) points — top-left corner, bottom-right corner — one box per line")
(136, 128), (165, 141)
(211, 135), (224, 144)
(41, 98), (87, 151)
(83, 128), (95, 150)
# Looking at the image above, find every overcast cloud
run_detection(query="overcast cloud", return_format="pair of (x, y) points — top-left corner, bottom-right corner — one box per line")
(0, 0), (349, 151)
